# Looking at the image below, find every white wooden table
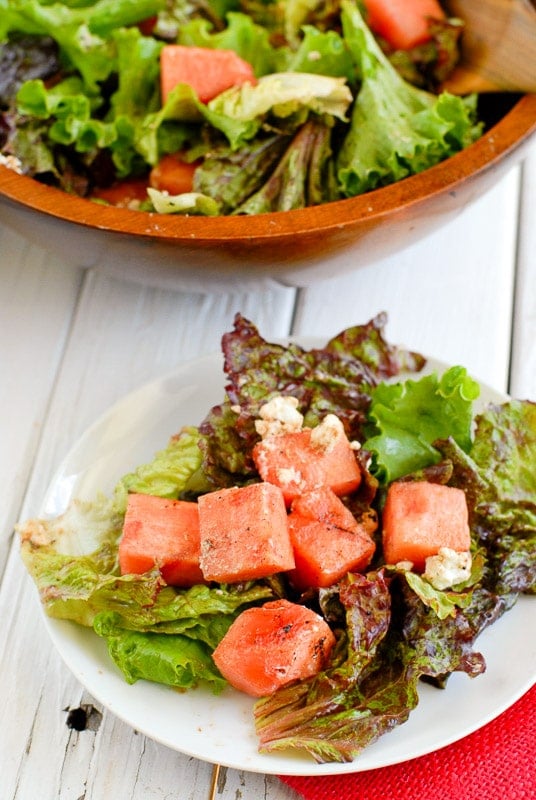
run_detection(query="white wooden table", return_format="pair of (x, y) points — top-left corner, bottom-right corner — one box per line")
(1, 143), (535, 800)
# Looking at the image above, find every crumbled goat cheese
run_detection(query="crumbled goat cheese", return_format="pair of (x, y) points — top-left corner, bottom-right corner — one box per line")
(276, 466), (306, 492)
(310, 413), (344, 451)
(255, 395), (304, 438)
(424, 547), (472, 591)
(0, 154), (23, 173)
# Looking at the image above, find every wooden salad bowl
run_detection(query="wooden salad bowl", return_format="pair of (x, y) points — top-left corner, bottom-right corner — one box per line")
(1, 93), (535, 291)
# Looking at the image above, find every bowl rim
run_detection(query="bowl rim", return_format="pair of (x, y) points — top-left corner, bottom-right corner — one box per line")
(1, 94), (535, 244)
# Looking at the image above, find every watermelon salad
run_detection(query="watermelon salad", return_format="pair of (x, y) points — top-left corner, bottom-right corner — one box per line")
(18, 313), (536, 763)
(0, 0), (483, 215)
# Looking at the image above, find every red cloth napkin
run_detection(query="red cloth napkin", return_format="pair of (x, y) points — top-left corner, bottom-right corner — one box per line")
(279, 683), (535, 800)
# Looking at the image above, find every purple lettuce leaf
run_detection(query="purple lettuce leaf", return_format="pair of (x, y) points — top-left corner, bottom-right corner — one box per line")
(435, 400), (536, 595)
(254, 570), (416, 763)
(199, 312), (425, 488)
(398, 581), (506, 687)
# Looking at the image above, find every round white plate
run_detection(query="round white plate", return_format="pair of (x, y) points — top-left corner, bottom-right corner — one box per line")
(37, 350), (535, 776)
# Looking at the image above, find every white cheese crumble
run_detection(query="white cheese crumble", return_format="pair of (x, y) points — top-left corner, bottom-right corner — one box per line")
(255, 395), (350, 455)
(276, 466), (306, 491)
(310, 413), (344, 451)
(424, 547), (472, 591)
(0, 154), (23, 173)
(255, 395), (304, 438)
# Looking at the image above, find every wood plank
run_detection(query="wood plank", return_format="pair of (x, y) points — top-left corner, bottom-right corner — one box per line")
(510, 147), (536, 400)
(293, 167), (521, 394)
(0, 225), (82, 573)
(17, 270), (296, 507)
(0, 269), (298, 800)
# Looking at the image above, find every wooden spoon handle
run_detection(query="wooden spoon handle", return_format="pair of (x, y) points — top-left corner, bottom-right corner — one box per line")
(443, 0), (536, 94)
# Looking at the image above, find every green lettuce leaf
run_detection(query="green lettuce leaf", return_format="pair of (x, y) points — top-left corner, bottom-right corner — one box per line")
(19, 495), (135, 626)
(337, 0), (483, 195)
(94, 621), (227, 691)
(91, 582), (274, 637)
(16, 75), (120, 159)
(154, 70), (352, 157)
(178, 12), (277, 77)
(363, 366), (480, 483)
(13, 25), (167, 175)
(147, 188), (221, 215)
(209, 71), (352, 122)
(133, 82), (202, 166)
(109, 27), (163, 118)
(115, 425), (207, 509)
(203, 71), (352, 149)
(401, 553), (484, 621)
(16, 74), (102, 121)
(282, 24), (356, 82)
(1, 0), (166, 91)
(18, 425), (209, 626)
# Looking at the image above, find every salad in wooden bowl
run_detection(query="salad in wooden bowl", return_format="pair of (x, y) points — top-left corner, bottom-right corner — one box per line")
(1, 1), (535, 289)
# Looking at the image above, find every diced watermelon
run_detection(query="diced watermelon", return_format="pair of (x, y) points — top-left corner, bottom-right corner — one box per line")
(212, 598), (336, 696)
(160, 45), (256, 104)
(197, 482), (294, 583)
(118, 493), (205, 587)
(287, 487), (376, 590)
(149, 154), (199, 195)
(91, 177), (149, 207)
(290, 485), (366, 529)
(364, 0), (445, 50)
(252, 417), (362, 505)
(382, 481), (471, 569)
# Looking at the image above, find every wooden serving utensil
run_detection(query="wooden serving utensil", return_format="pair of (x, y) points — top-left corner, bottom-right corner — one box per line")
(442, 0), (536, 94)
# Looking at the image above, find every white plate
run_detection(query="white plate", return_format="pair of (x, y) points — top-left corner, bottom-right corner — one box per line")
(37, 349), (535, 776)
